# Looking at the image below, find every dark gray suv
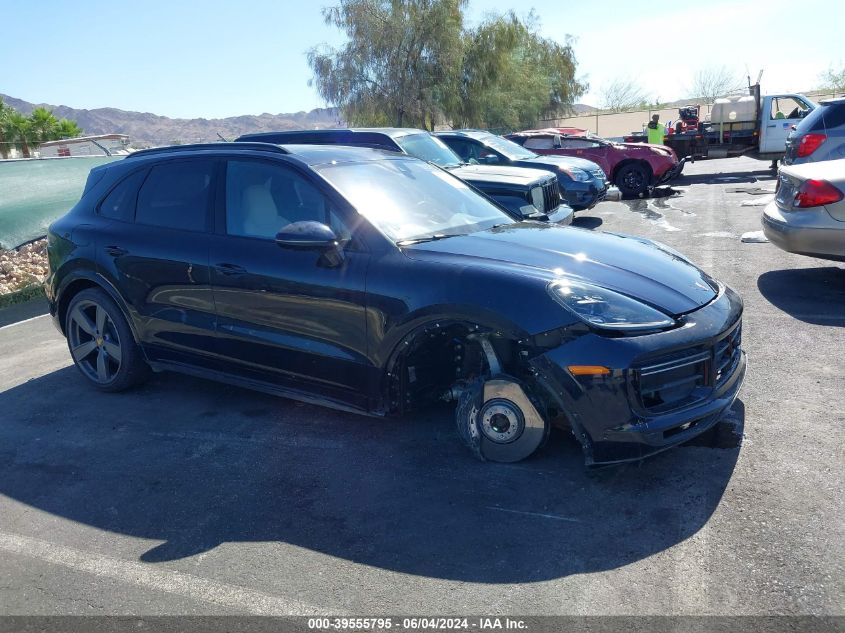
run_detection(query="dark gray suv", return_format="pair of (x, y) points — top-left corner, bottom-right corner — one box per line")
(784, 97), (845, 165)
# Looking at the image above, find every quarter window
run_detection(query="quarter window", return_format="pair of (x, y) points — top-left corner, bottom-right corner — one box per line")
(225, 160), (350, 240)
(135, 160), (214, 231)
(99, 169), (147, 221)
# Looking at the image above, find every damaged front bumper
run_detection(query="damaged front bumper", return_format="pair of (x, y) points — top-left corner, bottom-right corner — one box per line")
(656, 157), (688, 185)
(528, 284), (745, 465)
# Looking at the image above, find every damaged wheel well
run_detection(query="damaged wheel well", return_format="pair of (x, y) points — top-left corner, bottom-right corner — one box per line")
(382, 321), (566, 424)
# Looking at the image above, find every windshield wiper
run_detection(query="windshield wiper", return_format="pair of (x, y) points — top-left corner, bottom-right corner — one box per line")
(398, 233), (455, 245)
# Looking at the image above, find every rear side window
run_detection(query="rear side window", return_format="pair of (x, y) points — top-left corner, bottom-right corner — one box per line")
(99, 169), (147, 221)
(796, 102), (845, 134)
(136, 160), (215, 231)
(523, 137), (555, 150)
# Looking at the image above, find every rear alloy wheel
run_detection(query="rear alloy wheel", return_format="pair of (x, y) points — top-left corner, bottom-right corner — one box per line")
(615, 163), (650, 198)
(65, 288), (149, 392)
(455, 378), (549, 463)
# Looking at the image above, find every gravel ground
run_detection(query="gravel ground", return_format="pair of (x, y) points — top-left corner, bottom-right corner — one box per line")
(0, 157), (842, 619)
(0, 238), (47, 295)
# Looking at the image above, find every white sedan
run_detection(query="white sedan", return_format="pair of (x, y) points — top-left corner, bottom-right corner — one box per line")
(762, 158), (845, 261)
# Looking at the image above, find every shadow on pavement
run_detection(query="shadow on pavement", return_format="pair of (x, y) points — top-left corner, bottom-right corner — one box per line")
(572, 215), (603, 230)
(0, 366), (743, 583)
(757, 266), (845, 327)
(674, 169), (776, 186)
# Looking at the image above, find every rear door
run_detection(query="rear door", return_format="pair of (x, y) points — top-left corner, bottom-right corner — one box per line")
(209, 157), (371, 407)
(96, 158), (219, 365)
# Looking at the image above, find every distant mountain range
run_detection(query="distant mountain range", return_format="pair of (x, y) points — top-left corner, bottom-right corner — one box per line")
(1, 94), (345, 146)
(1, 94), (603, 146)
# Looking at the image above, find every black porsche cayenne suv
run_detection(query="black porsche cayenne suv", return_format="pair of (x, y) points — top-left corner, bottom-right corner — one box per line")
(46, 142), (745, 465)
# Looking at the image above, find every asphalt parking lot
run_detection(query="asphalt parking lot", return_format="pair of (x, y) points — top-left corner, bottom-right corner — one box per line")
(0, 157), (842, 616)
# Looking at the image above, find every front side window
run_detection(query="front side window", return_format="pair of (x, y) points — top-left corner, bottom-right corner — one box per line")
(770, 97), (811, 120)
(135, 160), (214, 231)
(318, 158), (513, 242)
(99, 169), (147, 221)
(226, 160), (350, 240)
(440, 138), (479, 162)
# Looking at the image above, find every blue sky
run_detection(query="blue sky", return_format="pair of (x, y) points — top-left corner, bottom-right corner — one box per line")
(3, 0), (843, 119)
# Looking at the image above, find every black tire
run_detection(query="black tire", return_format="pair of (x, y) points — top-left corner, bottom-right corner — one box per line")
(65, 288), (150, 392)
(455, 377), (549, 463)
(615, 163), (650, 198)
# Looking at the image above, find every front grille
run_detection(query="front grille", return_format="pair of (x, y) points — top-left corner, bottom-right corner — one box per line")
(636, 349), (710, 413)
(714, 323), (742, 383)
(542, 179), (561, 212)
(634, 321), (742, 414)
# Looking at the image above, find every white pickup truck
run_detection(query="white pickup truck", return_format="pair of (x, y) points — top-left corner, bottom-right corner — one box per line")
(629, 85), (818, 162)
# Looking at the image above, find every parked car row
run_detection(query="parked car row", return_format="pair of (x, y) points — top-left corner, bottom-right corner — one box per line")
(762, 97), (845, 261)
(47, 138), (745, 467)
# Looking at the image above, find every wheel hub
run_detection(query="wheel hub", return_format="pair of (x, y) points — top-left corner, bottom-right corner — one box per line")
(480, 399), (524, 444)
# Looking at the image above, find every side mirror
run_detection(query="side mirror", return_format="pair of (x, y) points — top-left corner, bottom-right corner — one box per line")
(275, 221), (346, 267)
(275, 221), (338, 249)
(481, 153), (499, 165)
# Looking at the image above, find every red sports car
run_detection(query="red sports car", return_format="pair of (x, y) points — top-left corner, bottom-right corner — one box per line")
(506, 128), (685, 198)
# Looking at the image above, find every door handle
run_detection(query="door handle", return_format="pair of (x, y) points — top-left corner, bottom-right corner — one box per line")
(215, 263), (247, 276)
(767, 124), (776, 128)
(104, 245), (128, 257)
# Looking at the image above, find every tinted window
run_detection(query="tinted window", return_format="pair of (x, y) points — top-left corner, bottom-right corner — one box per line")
(99, 169), (147, 221)
(226, 160), (350, 240)
(441, 138), (480, 162)
(796, 102), (845, 134)
(135, 160), (214, 231)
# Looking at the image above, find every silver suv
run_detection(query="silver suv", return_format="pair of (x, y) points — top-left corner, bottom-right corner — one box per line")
(783, 97), (845, 165)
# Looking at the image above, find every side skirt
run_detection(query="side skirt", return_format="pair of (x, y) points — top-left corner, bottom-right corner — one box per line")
(148, 360), (382, 419)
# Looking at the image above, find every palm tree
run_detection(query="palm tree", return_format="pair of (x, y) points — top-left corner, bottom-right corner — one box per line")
(0, 97), (12, 159)
(56, 118), (83, 139)
(29, 106), (59, 143)
(6, 111), (34, 158)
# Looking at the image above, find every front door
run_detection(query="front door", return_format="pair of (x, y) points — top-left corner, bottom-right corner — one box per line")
(209, 157), (371, 408)
(760, 95), (815, 155)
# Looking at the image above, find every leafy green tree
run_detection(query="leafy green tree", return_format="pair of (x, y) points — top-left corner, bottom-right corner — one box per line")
(309, 3), (585, 132)
(308, 0), (465, 129)
(6, 111), (34, 158)
(452, 12), (585, 131)
(55, 118), (83, 139)
(0, 97), (12, 159)
(29, 107), (60, 143)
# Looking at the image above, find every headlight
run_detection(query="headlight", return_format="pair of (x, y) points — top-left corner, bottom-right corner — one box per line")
(560, 167), (590, 182)
(530, 185), (545, 212)
(548, 279), (674, 331)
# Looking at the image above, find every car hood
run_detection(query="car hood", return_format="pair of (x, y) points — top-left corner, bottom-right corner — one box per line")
(450, 164), (552, 186)
(402, 223), (717, 316)
(520, 154), (604, 173)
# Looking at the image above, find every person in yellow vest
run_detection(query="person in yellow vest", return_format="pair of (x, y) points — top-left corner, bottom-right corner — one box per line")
(646, 114), (666, 145)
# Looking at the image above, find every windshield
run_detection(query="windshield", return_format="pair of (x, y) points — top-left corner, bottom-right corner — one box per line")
(479, 134), (538, 160)
(317, 159), (514, 242)
(395, 133), (463, 168)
